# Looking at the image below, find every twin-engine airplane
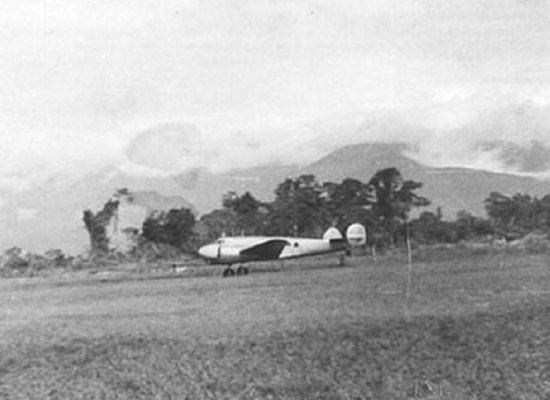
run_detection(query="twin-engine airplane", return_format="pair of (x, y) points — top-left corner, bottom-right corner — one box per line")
(198, 223), (366, 277)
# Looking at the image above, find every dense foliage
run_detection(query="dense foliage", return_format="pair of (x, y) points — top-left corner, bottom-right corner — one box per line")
(198, 169), (550, 249)
(141, 208), (196, 251)
(200, 168), (430, 248)
(82, 199), (119, 253)
(409, 209), (495, 244)
(267, 174), (327, 237)
(485, 191), (550, 239)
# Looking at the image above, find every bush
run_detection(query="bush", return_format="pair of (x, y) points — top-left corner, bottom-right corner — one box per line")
(128, 240), (188, 263)
(510, 233), (550, 254)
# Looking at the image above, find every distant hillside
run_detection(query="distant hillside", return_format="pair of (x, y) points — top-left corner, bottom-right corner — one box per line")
(305, 143), (422, 180)
(182, 142), (550, 219)
(2, 142), (550, 254)
(104, 142), (550, 219)
(301, 143), (550, 218)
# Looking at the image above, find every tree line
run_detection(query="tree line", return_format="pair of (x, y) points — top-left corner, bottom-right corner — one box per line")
(81, 167), (550, 259)
(199, 167), (430, 248)
(79, 167), (431, 256)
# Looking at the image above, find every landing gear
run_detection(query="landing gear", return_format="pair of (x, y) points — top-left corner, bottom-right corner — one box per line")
(222, 265), (249, 277)
(236, 266), (249, 275)
(339, 254), (346, 267)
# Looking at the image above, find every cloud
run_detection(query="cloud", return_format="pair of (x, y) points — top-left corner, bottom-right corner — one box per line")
(0, 175), (33, 193)
(125, 123), (211, 172)
(110, 76), (550, 179)
(403, 96), (550, 173)
(0, 0), (548, 188)
(16, 208), (38, 222)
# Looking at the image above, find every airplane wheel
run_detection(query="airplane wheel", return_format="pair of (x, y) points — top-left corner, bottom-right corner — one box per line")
(236, 266), (249, 275)
(223, 268), (235, 277)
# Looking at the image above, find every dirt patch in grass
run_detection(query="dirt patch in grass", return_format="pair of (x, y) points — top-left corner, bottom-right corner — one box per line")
(1, 301), (547, 400)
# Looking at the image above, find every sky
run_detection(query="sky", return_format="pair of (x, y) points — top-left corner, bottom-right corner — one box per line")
(1, 0), (549, 189)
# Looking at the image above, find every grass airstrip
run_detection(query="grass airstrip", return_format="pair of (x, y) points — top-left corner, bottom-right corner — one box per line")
(0, 248), (548, 399)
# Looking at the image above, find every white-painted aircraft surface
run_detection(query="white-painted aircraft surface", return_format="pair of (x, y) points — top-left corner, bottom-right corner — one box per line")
(198, 224), (366, 277)
(346, 223), (367, 246)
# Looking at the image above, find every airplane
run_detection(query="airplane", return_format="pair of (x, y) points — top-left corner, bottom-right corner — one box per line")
(198, 223), (366, 277)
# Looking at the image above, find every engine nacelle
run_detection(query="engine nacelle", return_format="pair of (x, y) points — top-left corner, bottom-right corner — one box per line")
(218, 246), (241, 262)
(346, 223), (367, 247)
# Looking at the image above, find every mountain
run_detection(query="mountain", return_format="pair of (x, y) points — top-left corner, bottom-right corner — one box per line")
(2, 142), (550, 254)
(193, 142), (550, 219)
(304, 143), (422, 181)
(301, 143), (550, 218)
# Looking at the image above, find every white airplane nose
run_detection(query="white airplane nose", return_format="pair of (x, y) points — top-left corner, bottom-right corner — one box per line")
(198, 244), (217, 259)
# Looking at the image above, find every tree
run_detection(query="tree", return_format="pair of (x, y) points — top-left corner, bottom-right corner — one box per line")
(44, 249), (68, 267)
(267, 174), (325, 237)
(222, 191), (268, 235)
(82, 198), (119, 253)
(368, 167), (430, 246)
(411, 210), (455, 244)
(512, 193), (537, 231)
(485, 192), (537, 238)
(141, 208), (196, 250)
(322, 178), (372, 231)
(198, 209), (239, 242)
(1, 247), (29, 274)
(454, 210), (494, 241)
(535, 195), (550, 230)
(485, 191), (517, 230)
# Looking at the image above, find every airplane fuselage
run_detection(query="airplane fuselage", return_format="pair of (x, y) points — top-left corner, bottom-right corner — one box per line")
(198, 236), (346, 265)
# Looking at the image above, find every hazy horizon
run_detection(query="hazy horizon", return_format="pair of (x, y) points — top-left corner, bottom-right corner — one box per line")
(0, 0), (549, 191)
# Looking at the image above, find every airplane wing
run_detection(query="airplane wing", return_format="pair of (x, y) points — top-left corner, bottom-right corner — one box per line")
(239, 239), (290, 261)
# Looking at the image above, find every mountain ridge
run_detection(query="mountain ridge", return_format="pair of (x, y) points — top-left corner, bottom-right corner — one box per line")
(2, 142), (550, 254)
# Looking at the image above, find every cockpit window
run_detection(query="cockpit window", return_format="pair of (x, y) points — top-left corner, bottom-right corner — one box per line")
(293, 242), (299, 247)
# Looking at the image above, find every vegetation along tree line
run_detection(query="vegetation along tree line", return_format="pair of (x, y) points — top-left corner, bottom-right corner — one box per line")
(84, 166), (550, 255)
(2, 166), (550, 275)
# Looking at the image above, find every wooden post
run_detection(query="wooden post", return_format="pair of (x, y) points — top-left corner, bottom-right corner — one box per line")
(406, 222), (412, 303)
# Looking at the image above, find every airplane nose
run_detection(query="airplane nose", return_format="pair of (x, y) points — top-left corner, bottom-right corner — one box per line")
(198, 244), (217, 259)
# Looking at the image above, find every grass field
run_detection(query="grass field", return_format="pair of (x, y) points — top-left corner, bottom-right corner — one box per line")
(0, 250), (548, 399)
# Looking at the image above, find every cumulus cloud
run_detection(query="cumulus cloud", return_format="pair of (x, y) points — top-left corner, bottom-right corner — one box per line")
(0, 0), (549, 187)
(125, 123), (211, 172)
(397, 95), (550, 175)
(121, 121), (333, 176)
(16, 208), (38, 222)
(0, 130), (126, 191)
(115, 93), (550, 180)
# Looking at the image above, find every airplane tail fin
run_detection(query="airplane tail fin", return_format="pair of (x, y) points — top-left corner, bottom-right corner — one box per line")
(323, 227), (347, 252)
(323, 227), (343, 241)
(323, 224), (366, 250)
